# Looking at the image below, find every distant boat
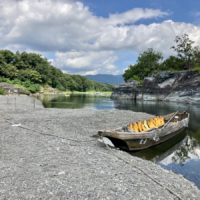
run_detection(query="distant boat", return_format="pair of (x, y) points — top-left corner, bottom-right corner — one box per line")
(98, 111), (189, 151)
(65, 94), (70, 97)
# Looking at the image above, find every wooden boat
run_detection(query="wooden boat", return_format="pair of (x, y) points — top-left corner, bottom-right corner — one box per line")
(98, 111), (190, 151)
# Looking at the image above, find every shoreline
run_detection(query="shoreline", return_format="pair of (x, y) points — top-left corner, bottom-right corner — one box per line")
(0, 95), (199, 199)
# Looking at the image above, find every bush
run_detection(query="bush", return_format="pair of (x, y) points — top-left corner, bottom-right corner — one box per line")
(193, 67), (200, 74)
(0, 76), (12, 84)
(23, 80), (31, 88)
(0, 88), (5, 95)
(27, 84), (41, 93)
(56, 84), (66, 91)
(13, 79), (21, 85)
(130, 75), (143, 85)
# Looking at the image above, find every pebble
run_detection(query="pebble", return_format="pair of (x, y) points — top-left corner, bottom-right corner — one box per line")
(0, 95), (200, 199)
(58, 171), (66, 176)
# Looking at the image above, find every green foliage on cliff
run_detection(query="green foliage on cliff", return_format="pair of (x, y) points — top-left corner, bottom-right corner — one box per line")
(0, 77), (41, 93)
(0, 50), (114, 93)
(123, 34), (200, 82)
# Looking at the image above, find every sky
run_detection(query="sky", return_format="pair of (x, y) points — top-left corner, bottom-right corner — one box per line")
(1, 0), (200, 75)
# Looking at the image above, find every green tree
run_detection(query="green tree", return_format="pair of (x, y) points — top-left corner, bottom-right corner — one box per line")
(0, 50), (15, 64)
(171, 34), (200, 69)
(161, 56), (185, 71)
(0, 64), (18, 79)
(137, 48), (163, 71)
(0, 49), (114, 93)
(18, 69), (42, 83)
(123, 48), (163, 82)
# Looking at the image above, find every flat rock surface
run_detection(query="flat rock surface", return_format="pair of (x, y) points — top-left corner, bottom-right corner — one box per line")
(0, 96), (200, 199)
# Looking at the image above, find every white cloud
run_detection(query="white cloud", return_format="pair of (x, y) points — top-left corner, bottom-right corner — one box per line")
(123, 67), (129, 72)
(52, 51), (118, 74)
(94, 20), (200, 56)
(0, 0), (200, 75)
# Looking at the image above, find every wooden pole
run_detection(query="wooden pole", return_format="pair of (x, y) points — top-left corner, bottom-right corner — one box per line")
(183, 106), (190, 114)
(162, 111), (178, 129)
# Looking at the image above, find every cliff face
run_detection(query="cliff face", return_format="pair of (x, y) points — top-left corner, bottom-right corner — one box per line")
(111, 80), (138, 99)
(111, 70), (200, 104)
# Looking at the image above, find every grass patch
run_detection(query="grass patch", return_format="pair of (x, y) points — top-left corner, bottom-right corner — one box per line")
(0, 88), (5, 95)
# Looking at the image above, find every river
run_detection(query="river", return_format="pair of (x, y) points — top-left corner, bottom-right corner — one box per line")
(38, 94), (200, 188)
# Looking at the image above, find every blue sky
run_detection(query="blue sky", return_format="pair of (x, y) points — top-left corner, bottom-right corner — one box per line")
(0, 0), (200, 75)
(82, 0), (200, 25)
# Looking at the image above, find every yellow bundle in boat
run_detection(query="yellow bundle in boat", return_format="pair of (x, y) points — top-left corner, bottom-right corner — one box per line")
(129, 122), (139, 132)
(143, 120), (149, 130)
(129, 123), (133, 130)
(148, 119), (158, 128)
(137, 122), (143, 132)
(129, 116), (165, 132)
(174, 121), (179, 124)
(156, 116), (161, 126)
(141, 121), (148, 131)
(133, 122), (139, 132)
(159, 116), (165, 125)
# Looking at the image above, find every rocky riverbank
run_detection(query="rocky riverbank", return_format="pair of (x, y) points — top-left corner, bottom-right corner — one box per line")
(111, 70), (200, 104)
(0, 82), (30, 95)
(0, 96), (199, 199)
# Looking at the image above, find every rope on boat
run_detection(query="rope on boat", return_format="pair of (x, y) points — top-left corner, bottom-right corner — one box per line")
(101, 137), (184, 200)
(1, 116), (184, 199)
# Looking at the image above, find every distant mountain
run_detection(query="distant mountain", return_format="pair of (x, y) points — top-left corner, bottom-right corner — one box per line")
(85, 74), (124, 85)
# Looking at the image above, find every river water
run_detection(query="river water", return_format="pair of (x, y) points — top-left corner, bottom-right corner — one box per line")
(38, 94), (200, 188)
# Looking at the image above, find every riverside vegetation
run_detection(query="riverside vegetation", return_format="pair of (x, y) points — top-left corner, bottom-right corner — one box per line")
(123, 34), (200, 84)
(0, 50), (115, 94)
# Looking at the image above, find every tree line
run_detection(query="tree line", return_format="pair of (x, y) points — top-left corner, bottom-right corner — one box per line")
(0, 50), (114, 93)
(123, 34), (200, 83)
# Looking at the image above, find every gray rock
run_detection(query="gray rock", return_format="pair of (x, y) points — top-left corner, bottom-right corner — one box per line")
(111, 80), (138, 99)
(111, 70), (200, 104)
(0, 82), (30, 95)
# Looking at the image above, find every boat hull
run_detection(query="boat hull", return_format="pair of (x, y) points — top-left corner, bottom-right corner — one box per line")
(124, 127), (186, 151)
(98, 112), (189, 151)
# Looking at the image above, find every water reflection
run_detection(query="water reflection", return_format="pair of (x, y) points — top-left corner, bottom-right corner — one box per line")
(38, 94), (114, 110)
(39, 95), (200, 188)
(113, 99), (200, 188)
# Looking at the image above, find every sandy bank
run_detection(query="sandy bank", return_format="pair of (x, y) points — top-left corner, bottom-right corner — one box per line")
(0, 95), (199, 199)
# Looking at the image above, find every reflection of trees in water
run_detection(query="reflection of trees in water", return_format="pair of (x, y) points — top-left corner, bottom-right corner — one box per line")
(39, 94), (110, 109)
(171, 135), (200, 166)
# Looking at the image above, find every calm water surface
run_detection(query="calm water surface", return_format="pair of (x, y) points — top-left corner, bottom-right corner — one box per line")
(38, 94), (200, 188)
